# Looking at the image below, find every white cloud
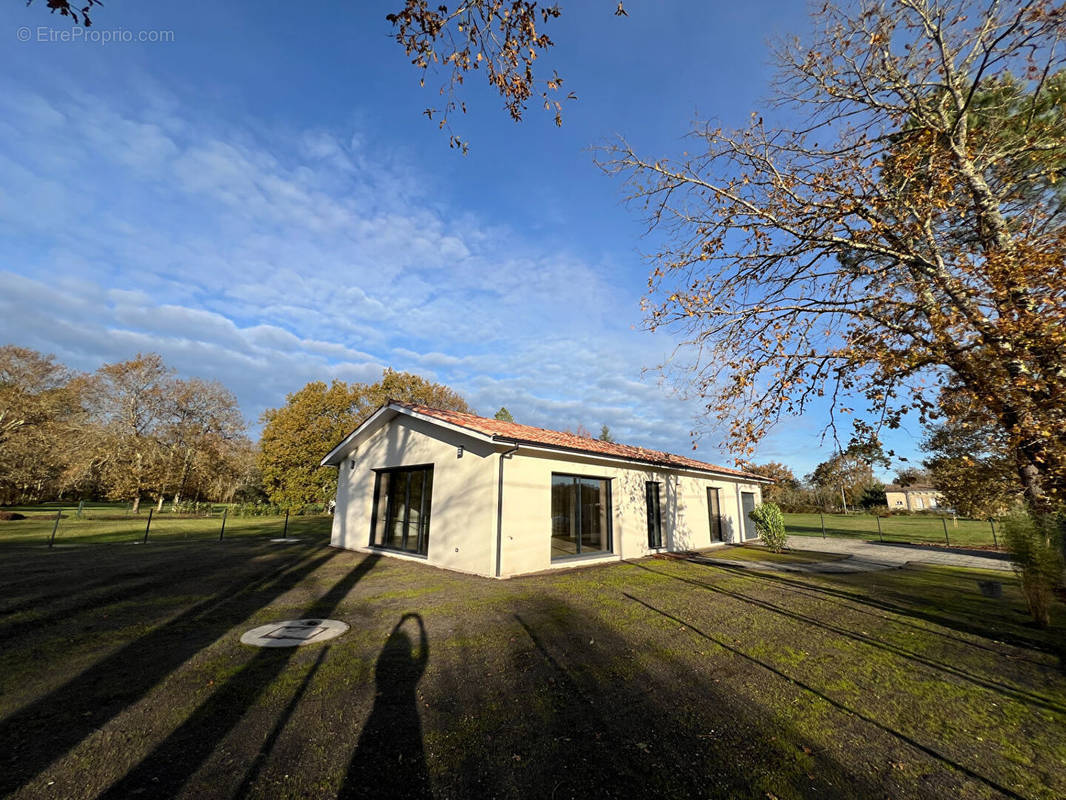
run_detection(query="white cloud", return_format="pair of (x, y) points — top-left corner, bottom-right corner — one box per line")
(0, 76), (819, 467)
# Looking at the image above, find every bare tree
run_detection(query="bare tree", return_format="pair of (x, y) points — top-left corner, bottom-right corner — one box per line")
(88, 353), (173, 513)
(597, 0), (1066, 512)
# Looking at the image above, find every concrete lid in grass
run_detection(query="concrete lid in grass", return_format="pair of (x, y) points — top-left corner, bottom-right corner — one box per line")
(240, 619), (349, 647)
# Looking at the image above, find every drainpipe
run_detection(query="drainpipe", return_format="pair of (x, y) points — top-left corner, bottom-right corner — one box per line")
(495, 441), (520, 578)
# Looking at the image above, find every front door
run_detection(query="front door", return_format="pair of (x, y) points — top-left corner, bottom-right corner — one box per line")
(741, 492), (757, 540)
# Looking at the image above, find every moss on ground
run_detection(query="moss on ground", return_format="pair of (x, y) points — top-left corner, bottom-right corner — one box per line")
(0, 540), (1062, 799)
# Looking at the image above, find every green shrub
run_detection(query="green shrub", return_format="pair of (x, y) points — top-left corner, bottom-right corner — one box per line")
(1003, 509), (1064, 627)
(750, 502), (788, 553)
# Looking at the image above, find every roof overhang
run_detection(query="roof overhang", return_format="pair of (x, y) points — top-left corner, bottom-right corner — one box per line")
(321, 402), (772, 484)
(319, 402), (495, 467)
(496, 440), (773, 483)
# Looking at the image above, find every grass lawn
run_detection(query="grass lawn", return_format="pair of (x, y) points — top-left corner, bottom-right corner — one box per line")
(0, 502), (332, 545)
(706, 544), (851, 564)
(1, 542), (1064, 799)
(785, 512), (1002, 549)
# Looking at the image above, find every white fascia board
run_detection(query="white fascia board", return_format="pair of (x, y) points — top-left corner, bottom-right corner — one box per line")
(320, 403), (497, 467)
(396, 406), (497, 445)
(502, 441), (772, 483)
(319, 406), (397, 467)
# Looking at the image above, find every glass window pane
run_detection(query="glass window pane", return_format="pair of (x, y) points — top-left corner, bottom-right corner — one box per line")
(406, 470), (424, 553)
(420, 469), (432, 552)
(741, 492), (757, 539)
(707, 487), (722, 542)
(551, 475), (578, 558)
(370, 467), (433, 556)
(579, 478), (608, 554)
(647, 482), (662, 548)
(371, 473), (390, 546)
(386, 470), (407, 550)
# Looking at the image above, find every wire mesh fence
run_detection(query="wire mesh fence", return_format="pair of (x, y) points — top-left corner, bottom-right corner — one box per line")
(784, 512), (1002, 549)
(0, 503), (332, 546)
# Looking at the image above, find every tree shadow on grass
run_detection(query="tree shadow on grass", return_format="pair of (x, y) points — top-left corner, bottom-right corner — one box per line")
(96, 552), (382, 799)
(338, 612), (430, 799)
(671, 556), (1066, 673)
(620, 591), (1031, 800)
(0, 544), (339, 796)
(626, 560), (1066, 716)
(422, 594), (887, 800)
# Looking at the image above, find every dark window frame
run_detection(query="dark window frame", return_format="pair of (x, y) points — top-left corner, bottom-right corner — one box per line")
(741, 491), (757, 540)
(550, 471), (614, 561)
(646, 481), (663, 548)
(707, 486), (723, 542)
(369, 463), (434, 556)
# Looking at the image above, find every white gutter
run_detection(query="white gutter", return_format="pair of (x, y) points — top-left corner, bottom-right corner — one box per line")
(494, 440), (772, 484)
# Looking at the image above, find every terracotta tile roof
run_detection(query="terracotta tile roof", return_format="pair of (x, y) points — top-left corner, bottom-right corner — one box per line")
(392, 401), (768, 481)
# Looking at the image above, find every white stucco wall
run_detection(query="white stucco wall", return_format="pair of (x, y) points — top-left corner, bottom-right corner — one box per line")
(331, 414), (498, 576)
(497, 448), (763, 578)
(330, 414), (764, 578)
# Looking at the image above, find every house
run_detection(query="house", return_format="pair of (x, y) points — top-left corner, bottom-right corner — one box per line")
(320, 401), (770, 578)
(884, 483), (944, 511)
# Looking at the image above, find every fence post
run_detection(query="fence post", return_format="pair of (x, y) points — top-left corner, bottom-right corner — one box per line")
(942, 516), (950, 546)
(49, 510), (61, 548)
(875, 515), (883, 543)
(219, 507), (228, 542)
(283, 508), (290, 538)
(143, 508), (153, 544)
(819, 512), (826, 539)
(990, 519), (998, 549)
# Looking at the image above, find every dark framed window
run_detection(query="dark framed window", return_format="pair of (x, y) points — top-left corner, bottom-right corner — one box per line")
(707, 487), (723, 542)
(370, 465), (433, 556)
(551, 473), (612, 560)
(646, 481), (663, 548)
(741, 491), (757, 540)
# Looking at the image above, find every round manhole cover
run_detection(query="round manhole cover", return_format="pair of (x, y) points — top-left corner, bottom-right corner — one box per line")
(240, 619), (349, 648)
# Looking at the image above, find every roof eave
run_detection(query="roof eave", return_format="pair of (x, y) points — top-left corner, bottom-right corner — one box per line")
(320, 402), (497, 467)
(492, 436), (772, 483)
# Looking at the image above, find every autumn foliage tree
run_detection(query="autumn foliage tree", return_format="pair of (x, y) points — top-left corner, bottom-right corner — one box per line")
(596, 0), (1066, 514)
(922, 386), (1023, 517)
(738, 462), (800, 506)
(0, 346), (86, 504)
(384, 1), (631, 150)
(0, 348), (250, 509)
(257, 369), (471, 506)
(807, 450), (879, 511)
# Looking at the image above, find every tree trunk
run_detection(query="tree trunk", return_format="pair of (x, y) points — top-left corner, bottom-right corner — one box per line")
(131, 495), (140, 514)
(1013, 440), (1053, 518)
(156, 495), (164, 512)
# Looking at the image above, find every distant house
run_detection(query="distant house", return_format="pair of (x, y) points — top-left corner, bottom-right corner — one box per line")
(884, 483), (944, 512)
(320, 401), (770, 578)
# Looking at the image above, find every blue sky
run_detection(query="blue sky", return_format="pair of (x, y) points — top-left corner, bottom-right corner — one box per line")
(0, 0), (922, 478)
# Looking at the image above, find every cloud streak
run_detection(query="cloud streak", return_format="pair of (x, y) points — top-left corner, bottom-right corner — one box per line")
(0, 77), (741, 461)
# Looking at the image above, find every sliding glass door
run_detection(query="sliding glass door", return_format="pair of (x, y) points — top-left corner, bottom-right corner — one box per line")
(551, 473), (612, 560)
(370, 465), (433, 555)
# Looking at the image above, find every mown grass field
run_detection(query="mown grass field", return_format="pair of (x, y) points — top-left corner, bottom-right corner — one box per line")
(0, 537), (1063, 799)
(709, 544), (851, 564)
(0, 502), (332, 545)
(785, 512), (1002, 549)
